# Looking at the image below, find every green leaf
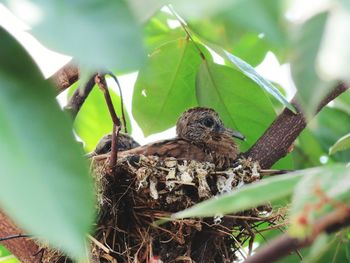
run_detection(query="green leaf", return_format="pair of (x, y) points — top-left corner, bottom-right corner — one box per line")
(291, 12), (334, 117)
(221, 0), (287, 48)
(173, 172), (303, 218)
(144, 10), (186, 51)
(73, 83), (132, 152)
(303, 233), (350, 263)
(6, 0), (144, 71)
(329, 133), (350, 155)
(294, 128), (327, 168)
(311, 107), (350, 163)
(222, 50), (296, 113)
(195, 60), (276, 151)
(0, 28), (95, 259)
(289, 165), (350, 238)
(129, 0), (238, 22)
(133, 38), (201, 136)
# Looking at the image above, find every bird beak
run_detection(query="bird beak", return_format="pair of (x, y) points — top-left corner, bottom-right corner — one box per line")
(226, 128), (246, 141)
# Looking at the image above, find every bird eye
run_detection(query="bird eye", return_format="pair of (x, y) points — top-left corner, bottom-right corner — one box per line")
(202, 117), (215, 127)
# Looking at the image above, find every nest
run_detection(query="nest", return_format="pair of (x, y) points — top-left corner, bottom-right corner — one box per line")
(42, 156), (286, 263)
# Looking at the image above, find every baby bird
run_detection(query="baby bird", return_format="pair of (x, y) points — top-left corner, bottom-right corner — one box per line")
(118, 107), (245, 169)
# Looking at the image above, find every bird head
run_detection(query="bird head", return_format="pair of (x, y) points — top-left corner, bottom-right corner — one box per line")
(176, 107), (245, 144)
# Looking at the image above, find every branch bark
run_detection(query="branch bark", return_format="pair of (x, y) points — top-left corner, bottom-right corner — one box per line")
(245, 83), (349, 168)
(65, 75), (96, 119)
(244, 207), (350, 263)
(50, 63), (79, 93)
(0, 211), (40, 262)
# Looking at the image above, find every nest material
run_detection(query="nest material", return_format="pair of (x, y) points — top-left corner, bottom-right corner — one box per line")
(43, 156), (286, 263)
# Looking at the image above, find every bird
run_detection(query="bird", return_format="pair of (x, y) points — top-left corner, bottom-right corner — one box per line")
(87, 132), (140, 157)
(116, 107), (245, 169)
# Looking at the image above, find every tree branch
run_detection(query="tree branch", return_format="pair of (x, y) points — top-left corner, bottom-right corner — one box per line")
(65, 75), (96, 119)
(95, 74), (122, 171)
(245, 83), (349, 168)
(50, 63), (79, 93)
(244, 206), (350, 263)
(0, 211), (40, 262)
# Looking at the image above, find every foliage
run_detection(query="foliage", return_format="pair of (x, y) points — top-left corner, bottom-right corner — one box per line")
(1, 0), (350, 262)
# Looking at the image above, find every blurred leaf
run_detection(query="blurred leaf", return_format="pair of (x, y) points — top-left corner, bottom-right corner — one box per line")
(329, 133), (350, 155)
(221, 0), (287, 48)
(318, 7), (350, 84)
(144, 10), (186, 51)
(133, 38), (201, 136)
(0, 255), (19, 263)
(289, 165), (350, 237)
(127, 0), (237, 22)
(73, 83), (132, 152)
(272, 154), (294, 170)
(311, 107), (350, 163)
(173, 172), (302, 218)
(333, 90), (350, 116)
(196, 60), (276, 151)
(291, 12), (334, 117)
(294, 129), (326, 169)
(0, 28), (95, 259)
(0, 245), (12, 258)
(6, 0), (144, 71)
(303, 233), (350, 263)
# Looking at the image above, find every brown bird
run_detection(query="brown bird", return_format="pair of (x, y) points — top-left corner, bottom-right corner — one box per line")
(117, 107), (245, 169)
(87, 133), (140, 157)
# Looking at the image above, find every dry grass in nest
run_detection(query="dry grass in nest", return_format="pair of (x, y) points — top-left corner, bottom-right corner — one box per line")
(42, 156), (287, 263)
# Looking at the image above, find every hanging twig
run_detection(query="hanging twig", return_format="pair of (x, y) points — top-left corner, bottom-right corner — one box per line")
(95, 73), (122, 171)
(105, 71), (128, 133)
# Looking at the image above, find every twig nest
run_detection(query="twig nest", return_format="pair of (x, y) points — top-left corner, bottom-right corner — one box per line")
(43, 156), (281, 263)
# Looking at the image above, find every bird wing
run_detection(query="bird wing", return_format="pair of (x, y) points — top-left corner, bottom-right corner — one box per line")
(119, 138), (213, 163)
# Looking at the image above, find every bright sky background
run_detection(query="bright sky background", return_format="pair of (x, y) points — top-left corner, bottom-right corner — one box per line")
(0, 0), (327, 145)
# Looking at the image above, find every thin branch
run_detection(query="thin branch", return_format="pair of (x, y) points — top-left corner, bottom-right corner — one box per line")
(0, 234), (32, 242)
(50, 63), (79, 93)
(65, 75), (96, 119)
(244, 207), (350, 263)
(95, 74), (122, 171)
(245, 83), (349, 168)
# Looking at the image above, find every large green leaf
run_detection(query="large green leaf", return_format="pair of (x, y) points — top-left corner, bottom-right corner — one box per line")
(289, 165), (350, 238)
(294, 129), (327, 169)
(173, 172), (303, 218)
(222, 0), (287, 48)
(6, 0), (144, 71)
(144, 9), (186, 51)
(222, 50), (296, 113)
(329, 133), (350, 155)
(0, 28), (95, 259)
(128, 0), (237, 21)
(73, 83), (132, 152)
(290, 12), (334, 117)
(195, 60), (276, 151)
(133, 38), (201, 136)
